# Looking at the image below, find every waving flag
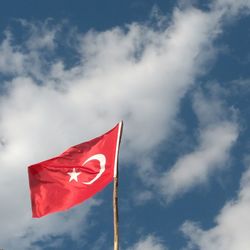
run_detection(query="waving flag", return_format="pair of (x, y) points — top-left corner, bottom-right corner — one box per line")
(28, 122), (123, 218)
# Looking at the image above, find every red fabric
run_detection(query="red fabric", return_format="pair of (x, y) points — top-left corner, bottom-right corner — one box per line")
(28, 122), (122, 218)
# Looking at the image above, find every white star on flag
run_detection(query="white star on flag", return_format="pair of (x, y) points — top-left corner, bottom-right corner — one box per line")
(67, 168), (81, 182)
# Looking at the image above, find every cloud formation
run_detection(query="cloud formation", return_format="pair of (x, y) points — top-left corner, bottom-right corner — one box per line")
(128, 235), (167, 250)
(158, 90), (238, 201)
(182, 164), (250, 250)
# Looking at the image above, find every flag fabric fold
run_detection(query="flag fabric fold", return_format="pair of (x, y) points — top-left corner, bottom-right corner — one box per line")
(28, 121), (123, 218)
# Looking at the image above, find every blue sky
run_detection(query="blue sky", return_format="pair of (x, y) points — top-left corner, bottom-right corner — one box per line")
(0, 0), (250, 250)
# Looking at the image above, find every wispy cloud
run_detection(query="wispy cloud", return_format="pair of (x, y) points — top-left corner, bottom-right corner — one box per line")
(182, 159), (250, 250)
(157, 89), (238, 201)
(127, 235), (167, 250)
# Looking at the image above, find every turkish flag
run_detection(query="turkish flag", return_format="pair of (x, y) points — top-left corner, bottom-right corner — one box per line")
(28, 122), (123, 218)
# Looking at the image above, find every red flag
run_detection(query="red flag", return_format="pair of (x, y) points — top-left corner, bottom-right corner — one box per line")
(28, 122), (123, 218)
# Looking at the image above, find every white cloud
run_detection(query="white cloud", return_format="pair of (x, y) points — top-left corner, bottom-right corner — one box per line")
(0, 0), (249, 248)
(20, 19), (58, 50)
(182, 165), (250, 250)
(159, 122), (238, 201)
(2, 199), (100, 250)
(156, 88), (238, 201)
(213, 0), (250, 16)
(0, 31), (26, 75)
(127, 235), (167, 250)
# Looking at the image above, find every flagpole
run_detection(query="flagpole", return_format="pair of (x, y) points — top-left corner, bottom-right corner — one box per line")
(113, 121), (123, 250)
(113, 174), (119, 250)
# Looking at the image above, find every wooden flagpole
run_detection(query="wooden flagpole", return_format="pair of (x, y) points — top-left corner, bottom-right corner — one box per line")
(113, 174), (119, 250)
(113, 121), (123, 250)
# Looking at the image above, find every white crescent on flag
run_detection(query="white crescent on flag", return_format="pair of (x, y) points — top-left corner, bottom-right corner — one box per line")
(82, 154), (106, 185)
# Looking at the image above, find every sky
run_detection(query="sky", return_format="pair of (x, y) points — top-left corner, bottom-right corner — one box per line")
(0, 0), (250, 249)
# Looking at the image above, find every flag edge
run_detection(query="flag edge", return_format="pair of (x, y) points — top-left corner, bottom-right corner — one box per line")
(113, 121), (123, 177)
